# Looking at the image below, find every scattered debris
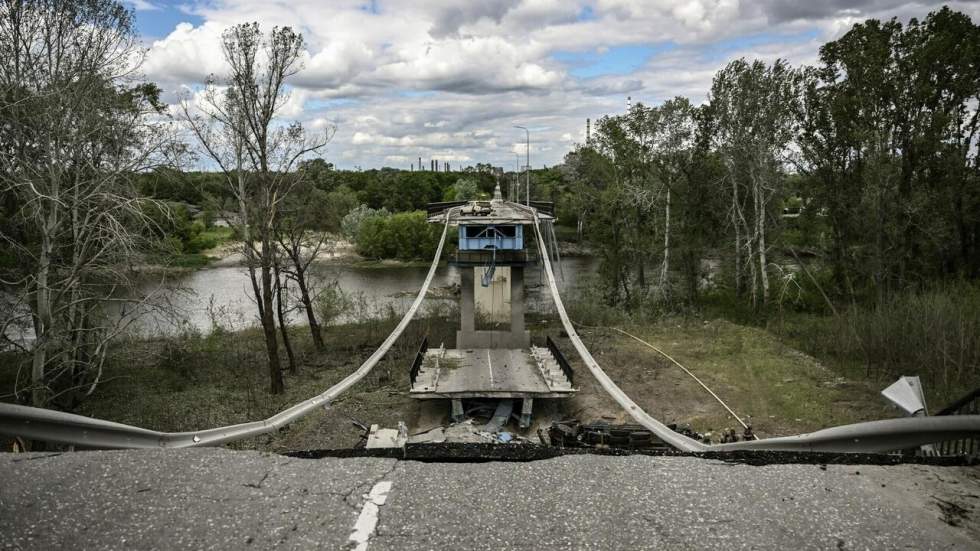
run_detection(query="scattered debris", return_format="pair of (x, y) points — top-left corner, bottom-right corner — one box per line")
(408, 426), (446, 444)
(546, 419), (758, 448)
(365, 423), (408, 449)
(548, 420), (671, 449)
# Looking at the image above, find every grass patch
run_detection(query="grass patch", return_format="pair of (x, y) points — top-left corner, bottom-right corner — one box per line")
(24, 309), (464, 451)
(768, 284), (980, 410)
(560, 317), (889, 438)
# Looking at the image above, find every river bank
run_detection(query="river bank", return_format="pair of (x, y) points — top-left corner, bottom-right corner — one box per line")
(136, 225), (594, 275)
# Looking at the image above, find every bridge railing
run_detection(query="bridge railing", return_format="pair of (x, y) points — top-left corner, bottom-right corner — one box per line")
(409, 337), (428, 386)
(546, 336), (574, 386)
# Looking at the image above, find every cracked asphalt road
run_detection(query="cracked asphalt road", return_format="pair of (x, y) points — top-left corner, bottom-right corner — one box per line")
(1, 449), (978, 550)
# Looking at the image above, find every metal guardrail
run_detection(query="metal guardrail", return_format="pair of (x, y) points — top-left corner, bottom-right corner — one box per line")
(528, 201), (555, 216)
(425, 200), (467, 216)
(546, 336), (574, 386)
(0, 210), (457, 449)
(3, 202), (980, 455)
(935, 387), (980, 457)
(409, 337), (428, 386)
(524, 204), (980, 455)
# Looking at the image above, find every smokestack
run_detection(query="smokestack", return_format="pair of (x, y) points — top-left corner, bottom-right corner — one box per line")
(586, 118), (591, 145)
(626, 95), (632, 111)
(419, 156), (422, 171)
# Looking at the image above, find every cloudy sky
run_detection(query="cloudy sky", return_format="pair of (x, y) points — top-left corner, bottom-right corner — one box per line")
(131, 0), (980, 170)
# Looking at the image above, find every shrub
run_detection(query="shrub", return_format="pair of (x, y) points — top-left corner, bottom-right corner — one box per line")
(315, 281), (353, 326)
(353, 210), (440, 260)
(341, 204), (389, 241)
(785, 283), (980, 403)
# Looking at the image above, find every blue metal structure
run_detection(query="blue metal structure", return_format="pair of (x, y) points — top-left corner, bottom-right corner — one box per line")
(458, 224), (523, 251)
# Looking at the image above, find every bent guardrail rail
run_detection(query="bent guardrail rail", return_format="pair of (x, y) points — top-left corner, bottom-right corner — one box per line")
(3, 202), (980, 455)
(523, 204), (980, 455)
(0, 210), (456, 449)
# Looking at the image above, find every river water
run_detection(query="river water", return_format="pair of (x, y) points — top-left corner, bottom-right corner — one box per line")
(128, 257), (600, 336)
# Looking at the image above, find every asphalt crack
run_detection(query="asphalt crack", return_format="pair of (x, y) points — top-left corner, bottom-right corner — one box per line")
(344, 460), (399, 511)
(348, 460), (400, 550)
(10, 453), (63, 462)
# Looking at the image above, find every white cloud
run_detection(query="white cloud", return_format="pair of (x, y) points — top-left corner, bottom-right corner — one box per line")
(139, 0), (980, 169)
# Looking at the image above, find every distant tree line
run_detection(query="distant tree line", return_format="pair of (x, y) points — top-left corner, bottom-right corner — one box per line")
(563, 7), (980, 311)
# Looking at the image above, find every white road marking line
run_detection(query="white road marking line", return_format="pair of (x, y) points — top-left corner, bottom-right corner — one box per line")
(348, 480), (393, 551)
(487, 349), (494, 388)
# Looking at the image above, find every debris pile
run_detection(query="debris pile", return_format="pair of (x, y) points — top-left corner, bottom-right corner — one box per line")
(546, 419), (756, 449)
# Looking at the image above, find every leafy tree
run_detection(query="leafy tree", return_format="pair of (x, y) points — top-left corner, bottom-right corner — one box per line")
(797, 8), (980, 300)
(0, 0), (177, 407)
(709, 58), (801, 307)
(181, 22), (326, 394)
(446, 178), (479, 201)
(341, 204), (389, 242)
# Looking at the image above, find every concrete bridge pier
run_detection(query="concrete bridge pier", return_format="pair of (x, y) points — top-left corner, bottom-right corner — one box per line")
(457, 266), (529, 349)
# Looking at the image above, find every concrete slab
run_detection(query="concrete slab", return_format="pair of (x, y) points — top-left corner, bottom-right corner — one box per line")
(410, 348), (575, 399)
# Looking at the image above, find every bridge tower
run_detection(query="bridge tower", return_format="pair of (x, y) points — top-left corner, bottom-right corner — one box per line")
(410, 184), (575, 429)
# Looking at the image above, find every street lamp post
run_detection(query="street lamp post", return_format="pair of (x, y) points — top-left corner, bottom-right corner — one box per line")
(514, 125), (529, 206)
(514, 154), (520, 201)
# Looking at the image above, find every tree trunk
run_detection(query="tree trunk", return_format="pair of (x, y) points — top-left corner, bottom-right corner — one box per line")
(755, 179), (770, 304)
(294, 263), (324, 351)
(732, 175), (743, 297)
(260, 240), (284, 394)
(274, 256), (297, 374)
(659, 185), (671, 300)
(32, 190), (58, 407)
(236, 170), (265, 320)
(636, 207), (646, 292)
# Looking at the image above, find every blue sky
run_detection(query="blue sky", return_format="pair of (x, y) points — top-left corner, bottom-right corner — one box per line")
(128, 1), (203, 40)
(552, 44), (675, 79)
(131, 0), (980, 170)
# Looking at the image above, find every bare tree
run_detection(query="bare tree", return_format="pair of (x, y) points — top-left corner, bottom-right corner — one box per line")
(709, 59), (799, 307)
(181, 22), (325, 393)
(647, 98), (696, 301)
(0, 0), (177, 407)
(275, 179), (334, 352)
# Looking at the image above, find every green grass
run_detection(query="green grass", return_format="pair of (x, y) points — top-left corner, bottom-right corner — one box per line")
(616, 319), (890, 434)
(167, 253), (218, 269)
(188, 226), (235, 254)
(61, 312), (461, 450)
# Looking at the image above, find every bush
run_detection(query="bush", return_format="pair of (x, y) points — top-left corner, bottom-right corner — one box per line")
(354, 210), (440, 260)
(315, 281), (353, 326)
(782, 283), (980, 403)
(341, 204), (389, 241)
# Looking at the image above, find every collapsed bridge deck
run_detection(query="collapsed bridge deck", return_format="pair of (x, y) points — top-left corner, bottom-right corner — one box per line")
(409, 344), (575, 399)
